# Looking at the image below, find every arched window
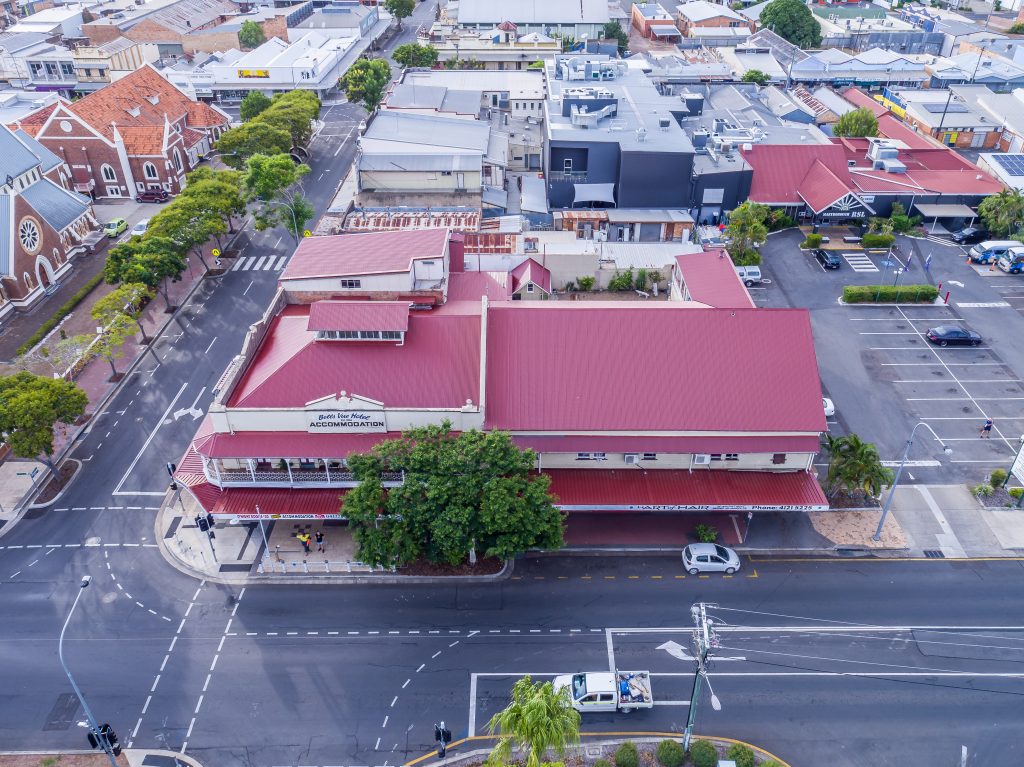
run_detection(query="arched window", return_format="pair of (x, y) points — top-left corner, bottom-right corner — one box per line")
(19, 217), (40, 253)
(144, 162), (158, 180)
(101, 164), (116, 182)
(23, 271), (32, 289)
(172, 148), (182, 173)
(53, 247), (61, 264)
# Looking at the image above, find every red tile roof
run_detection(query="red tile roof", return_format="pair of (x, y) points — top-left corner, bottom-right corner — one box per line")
(545, 469), (828, 511)
(183, 127), (206, 148)
(9, 102), (60, 136)
(511, 258), (551, 294)
(674, 250), (754, 308)
(186, 100), (228, 127)
(798, 159), (854, 213)
(484, 305), (825, 433)
(306, 301), (411, 333)
(227, 304), (480, 409)
(119, 125), (164, 155)
(281, 228), (450, 280)
(741, 144), (854, 206)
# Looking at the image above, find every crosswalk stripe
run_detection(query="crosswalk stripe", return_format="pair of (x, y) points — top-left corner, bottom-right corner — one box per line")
(253, 256), (267, 270)
(842, 252), (878, 272)
(262, 257), (277, 270)
(231, 257), (246, 271)
(274, 255), (287, 270)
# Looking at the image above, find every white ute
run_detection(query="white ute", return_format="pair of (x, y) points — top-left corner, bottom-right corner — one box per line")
(553, 671), (654, 712)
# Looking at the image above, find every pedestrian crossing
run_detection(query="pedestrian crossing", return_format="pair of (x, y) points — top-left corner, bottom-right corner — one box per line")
(231, 255), (288, 272)
(842, 252), (879, 272)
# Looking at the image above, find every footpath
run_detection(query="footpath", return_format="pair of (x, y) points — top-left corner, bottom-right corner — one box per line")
(0, 749), (203, 767)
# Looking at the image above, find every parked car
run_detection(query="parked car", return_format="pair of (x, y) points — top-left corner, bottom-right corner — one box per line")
(998, 247), (1024, 274)
(951, 227), (989, 245)
(823, 397), (835, 417)
(104, 218), (128, 237)
(734, 265), (762, 286)
(968, 240), (1021, 264)
(136, 188), (169, 203)
(130, 219), (149, 237)
(926, 326), (982, 347)
(813, 249), (841, 269)
(682, 543), (741, 575)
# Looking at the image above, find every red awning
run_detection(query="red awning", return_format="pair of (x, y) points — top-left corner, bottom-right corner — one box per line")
(211, 488), (348, 519)
(546, 469), (828, 512)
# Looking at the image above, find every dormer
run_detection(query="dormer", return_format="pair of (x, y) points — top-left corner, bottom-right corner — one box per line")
(147, 94), (160, 105)
(307, 300), (410, 344)
(126, 105), (141, 117)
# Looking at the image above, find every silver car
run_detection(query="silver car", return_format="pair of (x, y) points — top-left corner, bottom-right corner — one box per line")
(682, 543), (741, 575)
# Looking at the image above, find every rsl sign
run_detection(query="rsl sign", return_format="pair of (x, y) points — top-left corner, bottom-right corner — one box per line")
(306, 410), (386, 433)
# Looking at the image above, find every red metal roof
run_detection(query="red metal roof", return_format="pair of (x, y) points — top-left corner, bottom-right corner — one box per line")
(840, 88), (888, 117)
(211, 488), (348, 518)
(280, 228), (449, 280)
(484, 305), (825, 433)
(741, 144), (854, 206)
(546, 469), (828, 511)
(195, 430), (405, 459)
(446, 270), (512, 301)
(511, 258), (552, 294)
(798, 160), (856, 213)
(674, 250), (754, 308)
(227, 304), (480, 409)
(306, 301), (411, 333)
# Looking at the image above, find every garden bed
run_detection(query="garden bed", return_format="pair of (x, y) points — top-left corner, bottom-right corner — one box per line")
(828, 489), (881, 509)
(974, 486), (1023, 509)
(34, 459), (80, 504)
(397, 556), (505, 576)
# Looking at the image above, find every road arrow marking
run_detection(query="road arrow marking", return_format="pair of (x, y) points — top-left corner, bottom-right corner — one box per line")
(657, 640), (746, 662)
(173, 386), (207, 421)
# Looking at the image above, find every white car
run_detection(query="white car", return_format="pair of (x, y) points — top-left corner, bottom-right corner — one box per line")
(130, 219), (149, 237)
(682, 543), (741, 575)
(823, 397), (835, 418)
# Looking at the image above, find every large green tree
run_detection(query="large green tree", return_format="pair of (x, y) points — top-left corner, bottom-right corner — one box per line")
(725, 201), (769, 265)
(979, 189), (1024, 237)
(261, 93), (320, 149)
(238, 20), (267, 50)
(343, 424), (565, 567)
(602, 21), (629, 55)
(392, 43), (438, 68)
(341, 58), (392, 112)
(244, 153), (313, 243)
(823, 433), (893, 500)
(181, 166), (247, 234)
(833, 107), (879, 138)
(148, 197), (226, 270)
(215, 122), (292, 169)
(384, 0), (414, 27)
(105, 236), (187, 310)
(0, 372), (87, 480)
(91, 282), (153, 341)
(485, 676), (581, 767)
(759, 0), (822, 48)
(741, 69), (771, 86)
(240, 90), (272, 122)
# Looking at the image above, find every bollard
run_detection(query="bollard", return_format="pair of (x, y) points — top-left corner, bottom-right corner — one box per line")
(303, 560), (309, 573)
(944, 291), (950, 304)
(937, 282), (942, 293)
(257, 561), (264, 574)
(324, 559), (330, 573)
(347, 561), (352, 573)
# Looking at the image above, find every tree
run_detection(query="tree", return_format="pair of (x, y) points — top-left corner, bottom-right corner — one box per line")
(741, 69), (771, 86)
(979, 189), (1024, 237)
(602, 21), (629, 55)
(725, 201), (769, 264)
(384, 0), (414, 27)
(341, 58), (392, 112)
(86, 313), (136, 381)
(238, 20), (266, 50)
(91, 283), (153, 341)
(215, 122), (292, 169)
(260, 97), (319, 149)
(392, 43), (439, 68)
(180, 166), (247, 234)
(485, 676), (580, 767)
(759, 0), (822, 48)
(244, 153), (312, 242)
(833, 107), (879, 138)
(256, 191), (315, 243)
(0, 372), (87, 481)
(240, 90), (272, 122)
(105, 236), (188, 310)
(823, 433), (893, 500)
(148, 198), (226, 270)
(342, 424), (565, 567)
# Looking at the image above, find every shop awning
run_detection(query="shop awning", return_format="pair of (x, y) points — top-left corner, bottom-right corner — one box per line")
(546, 469), (828, 512)
(573, 183), (616, 206)
(520, 175), (549, 213)
(212, 488), (348, 519)
(650, 25), (680, 37)
(913, 203), (976, 218)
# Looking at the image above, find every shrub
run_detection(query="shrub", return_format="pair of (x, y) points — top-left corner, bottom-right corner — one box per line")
(607, 270), (634, 292)
(801, 233), (823, 249)
(635, 268), (648, 292)
(767, 209), (793, 231)
(594, 760), (613, 767)
(563, 280), (576, 292)
(16, 272), (106, 357)
(577, 275), (596, 291)
(655, 740), (685, 767)
(731, 248), (761, 266)
(688, 740), (718, 767)
(974, 483), (995, 497)
(726, 743), (756, 767)
(1010, 22), (1024, 34)
(694, 523), (718, 543)
(613, 742), (639, 767)
(861, 233), (896, 249)
(842, 285), (938, 304)
(1010, 488), (1023, 499)
(990, 468), (1008, 488)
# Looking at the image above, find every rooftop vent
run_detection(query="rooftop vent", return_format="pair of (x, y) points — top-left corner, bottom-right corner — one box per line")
(658, 117), (670, 130)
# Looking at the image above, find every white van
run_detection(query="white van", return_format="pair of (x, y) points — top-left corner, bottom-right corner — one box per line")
(968, 240), (1022, 265)
(735, 265), (762, 286)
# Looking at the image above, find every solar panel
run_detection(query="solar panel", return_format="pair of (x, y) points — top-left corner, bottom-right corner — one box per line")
(991, 154), (1024, 177)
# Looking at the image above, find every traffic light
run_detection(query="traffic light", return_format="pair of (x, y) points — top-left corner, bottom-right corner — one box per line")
(197, 515), (210, 532)
(434, 722), (452, 758)
(100, 724), (121, 756)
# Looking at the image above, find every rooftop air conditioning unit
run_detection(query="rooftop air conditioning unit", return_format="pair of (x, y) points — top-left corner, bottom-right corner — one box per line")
(624, 453), (641, 465)
(692, 453), (712, 466)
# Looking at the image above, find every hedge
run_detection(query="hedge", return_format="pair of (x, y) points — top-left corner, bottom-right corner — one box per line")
(861, 233), (896, 249)
(843, 284), (938, 304)
(16, 272), (105, 357)
(800, 233), (823, 249)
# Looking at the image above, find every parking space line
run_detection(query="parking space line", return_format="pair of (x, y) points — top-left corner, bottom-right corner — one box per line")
(893, 379), (1011, 384)
(881, 362), (1002, 366)
(907, 397), (1024, 401)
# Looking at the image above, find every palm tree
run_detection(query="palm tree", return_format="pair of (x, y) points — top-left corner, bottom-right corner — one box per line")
(486, 676), (581, 767)
(825, 434), (893, 500)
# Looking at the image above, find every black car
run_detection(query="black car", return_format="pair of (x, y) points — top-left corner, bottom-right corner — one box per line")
(951, 227), (989, 244)
(813, 248), (841, 269)
(926, 326), (983, 347)
(136, 188), (169, 203)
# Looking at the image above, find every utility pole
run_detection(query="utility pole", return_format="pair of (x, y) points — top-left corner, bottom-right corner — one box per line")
(683, 603), (720, 752)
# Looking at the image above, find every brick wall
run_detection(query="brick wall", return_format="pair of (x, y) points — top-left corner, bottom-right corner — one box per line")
(124, 19), (183, 45)
(82, 21), (123, 45)
(8, 195), (66, 299)
(183, 29), (240, 53)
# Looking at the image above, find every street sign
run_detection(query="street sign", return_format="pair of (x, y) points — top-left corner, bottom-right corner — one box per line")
(303, 230), (312, 238)
(1011, 440), (1024, 484)
(211, 248), (221, 257)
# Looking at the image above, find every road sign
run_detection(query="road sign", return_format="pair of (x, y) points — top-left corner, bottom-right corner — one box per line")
(211, 248), (221, 257)
(1011, 440), (1024, 485)
(303, 230), (312, 238)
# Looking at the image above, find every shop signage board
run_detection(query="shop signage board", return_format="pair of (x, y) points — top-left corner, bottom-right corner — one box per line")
(306, 410), (387, 433)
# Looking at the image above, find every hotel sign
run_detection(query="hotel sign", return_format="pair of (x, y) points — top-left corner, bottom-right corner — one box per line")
(306, 410), (387, 433)
(237, 69), (270, 78)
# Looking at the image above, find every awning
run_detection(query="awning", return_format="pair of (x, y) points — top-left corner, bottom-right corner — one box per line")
(573, 182), (616, 206)
(650, 25), (680, 37)
(913, 203), (976, 218)
(520, 175), (549, 213)
(482, 186), (508, 208)
(545, 469), (828, 512)
(212, 488), (348, 519)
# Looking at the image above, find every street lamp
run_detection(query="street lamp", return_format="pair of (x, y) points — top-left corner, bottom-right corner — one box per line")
(59, 576), (120, 767)
(265, 199), (301, 245)
(873, 422), (952, 541)
(937, 42), (994, 143)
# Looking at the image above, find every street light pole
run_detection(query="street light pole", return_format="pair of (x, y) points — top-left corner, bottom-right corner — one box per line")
(937, 43), (992, 144)
(683, 603), (719, 751)
(873, 422), (952, 541)
(267, 199), (301, 244)
(59, 576), (119, 767)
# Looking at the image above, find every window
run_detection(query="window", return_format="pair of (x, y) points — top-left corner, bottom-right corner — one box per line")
(710, 454), (722, 461)
(772, 453), (786, 465)
(724, 453), (739, 461)
(441, 170), (453, 176)
(526, 282), (534, 293)
(642, 453), (658, 461)
(173, 148), (182, 172)
(359, 330), (381, 339)
(18, 217), (40, 253)
(340, 279), (361, 289)
(61, 62), (74, 77)
(101, 164), (117, 182)
(144, 162), (158, 180)
(381, 330), (402, 340)
(576, 452), (607, 461)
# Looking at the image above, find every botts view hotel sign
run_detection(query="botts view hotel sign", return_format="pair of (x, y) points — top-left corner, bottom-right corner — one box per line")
(306, 411), (387, 433)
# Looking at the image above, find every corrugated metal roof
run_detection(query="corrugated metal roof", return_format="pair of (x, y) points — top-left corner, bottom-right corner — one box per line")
(456, 0), (609, 24)
(307, 301), (411, 333)
(358, 152), (481, 172)
(546, 469), (828, 511)
(484, 305), (825, 433)
(0, 124), (41, 179)
(21, 178), (90, 232)
(511, 258), (551, 294)
(446, 270), (512, 301)
(364, 110), (489, 152)
(212, 488), (347, 518)
(13, 128), (61, 172)
(0, 194), (10, 276)
(282, 228), (449, 280)
(674, 250), (754, 309)
(194, 430), (403, 459)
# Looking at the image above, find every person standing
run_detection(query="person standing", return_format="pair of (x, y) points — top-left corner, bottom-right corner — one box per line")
(980, 418), (994, 438)
(315, 530), (325, 553)
(297, 532), (311, 553)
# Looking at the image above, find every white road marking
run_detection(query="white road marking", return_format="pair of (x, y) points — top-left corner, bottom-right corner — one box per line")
(955, 302), (1011, 308)
(274, 256), (287, 269)
(113, 381), (188, 495)
(204, 336), (217, 354)
(253, 256), (267, 270)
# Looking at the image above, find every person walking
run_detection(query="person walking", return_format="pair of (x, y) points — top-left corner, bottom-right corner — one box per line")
(315, 530), (325, 553)
(980, 418), (994, 438)
(297, 532), (311, 553)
